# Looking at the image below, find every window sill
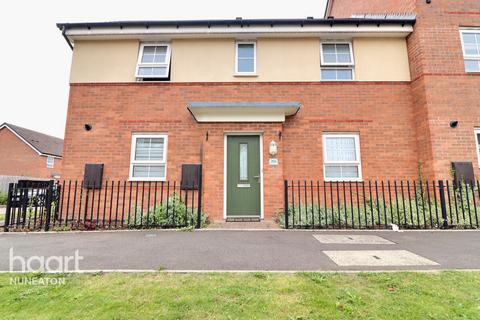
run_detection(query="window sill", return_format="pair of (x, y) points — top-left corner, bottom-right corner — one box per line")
(128, 178), (167, 182)
(324, 178), (363, 182)
(234, 73), (258, 77)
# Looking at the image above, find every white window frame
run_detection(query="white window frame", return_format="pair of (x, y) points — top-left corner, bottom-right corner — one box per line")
(46, 156), (54, 169)
(235, 41), (257, 75)
(320, 41), (355, 81)
(135, 43), (172, 79)
(323, 133), (362, 182)
(475, 129), (480, 167)
(460, 29), (480, 73)
(129, 134), (168, 181)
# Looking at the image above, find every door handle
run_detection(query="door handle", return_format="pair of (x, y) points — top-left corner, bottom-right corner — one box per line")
(253, 175), (260, 179)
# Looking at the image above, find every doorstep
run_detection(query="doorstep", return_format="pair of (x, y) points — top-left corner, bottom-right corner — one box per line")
(207, 219), (282, 229)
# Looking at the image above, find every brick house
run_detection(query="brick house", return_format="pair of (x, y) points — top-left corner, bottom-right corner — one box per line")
(57, 0), (479, 222)
(0, 123), (63, 179)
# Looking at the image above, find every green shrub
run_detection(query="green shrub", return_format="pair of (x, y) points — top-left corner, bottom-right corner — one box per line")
(128, 192), (208, 229)
(0, 191), (7, 205)
(280, 182), (479, 229)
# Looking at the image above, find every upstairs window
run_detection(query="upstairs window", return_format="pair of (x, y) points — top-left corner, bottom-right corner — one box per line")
(136, 43), (171, 80)
(235, 42), (256, 75)
(461, 30), (480, 73)
(46, 156), (54, 169)
(323, 133), (362, 181)
(129, 134), (168, 181)
(321, 42), (354, 81)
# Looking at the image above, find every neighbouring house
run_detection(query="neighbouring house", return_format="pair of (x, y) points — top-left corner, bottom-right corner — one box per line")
(0, 123), (63, 180)
(56, 0), (480, 222)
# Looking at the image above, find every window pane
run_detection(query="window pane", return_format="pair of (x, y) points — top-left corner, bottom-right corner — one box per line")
(132, 165), (149, 177)
(138, 67), (167, 77)
(325, 137), (356, 161)
(463, 33), (477, 45)
(323, 53), (337, 63)
(148, 165), (165, 178)
(322, 43), (352, 65)
(325, 165), (359, 179)
(322, 44), (335, 53)
(337, 53), (352, 63)
(337, 69), (353, 80)
(321, 69), (337, 80)
(143, 46), (155, 54)
(135, 137), (164, 161)
(141, 54), (155, 63)
(238, 58), (255, 73)
(464, 44), (479, 55)
(238, 44), (254, 58)
(133, 165), (165, 178)
(135, 138), (151, 160)
(322, 69), (353, 80)
(152, 67), (167, 76)
(239, 143), (248, 181)
(153, 54), (167, 63)
(465, 60), (480, 72)
(341, 166), (359, 178)
(325, 166), (342, 179)
(142, 46), (167, 63)
(336, 44), (350, 53)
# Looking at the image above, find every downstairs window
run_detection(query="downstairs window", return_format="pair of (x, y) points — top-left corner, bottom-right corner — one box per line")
(129, 134), (168, 181)
(323, 133), (362, 181)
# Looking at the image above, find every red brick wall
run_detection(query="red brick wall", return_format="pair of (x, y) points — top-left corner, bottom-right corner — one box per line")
(330, 0), (480, 180)
(406, 0), (480, 179)
(0, 128), (62, 179)
(329, 0), (415, 17)
(63, 82), (418, 220)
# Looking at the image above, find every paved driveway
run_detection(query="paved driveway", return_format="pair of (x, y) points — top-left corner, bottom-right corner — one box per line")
(0, 230), (479, 272)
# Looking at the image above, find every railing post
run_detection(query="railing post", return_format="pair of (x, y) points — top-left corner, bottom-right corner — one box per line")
(438, 180), (448, 229)
(44, 180), (54, 232)
(284, 180), (289, 229)
(196, 165), (203, 229)
(4, 183), (14, 232)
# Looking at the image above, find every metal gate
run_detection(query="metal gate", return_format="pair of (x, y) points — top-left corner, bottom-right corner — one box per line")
(4, 180), (59, 231)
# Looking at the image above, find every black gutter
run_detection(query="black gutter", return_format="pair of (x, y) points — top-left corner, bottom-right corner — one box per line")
(60, 26), (73, 50)
(56, 17), (415, 31)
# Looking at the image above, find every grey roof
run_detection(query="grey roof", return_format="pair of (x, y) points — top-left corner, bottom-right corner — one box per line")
(0, 123), (63, 157)
(188, 102), (301, 109)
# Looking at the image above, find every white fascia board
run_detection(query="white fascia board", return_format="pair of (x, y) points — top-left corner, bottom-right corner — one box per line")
(66, 24), (413, 41)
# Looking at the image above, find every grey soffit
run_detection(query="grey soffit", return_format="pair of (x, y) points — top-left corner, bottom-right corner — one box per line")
(187, 102), (301, 123)
(0, 123), (63, 157)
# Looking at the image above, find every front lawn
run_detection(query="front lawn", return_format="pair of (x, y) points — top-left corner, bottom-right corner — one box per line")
(0, 272), (479, 319)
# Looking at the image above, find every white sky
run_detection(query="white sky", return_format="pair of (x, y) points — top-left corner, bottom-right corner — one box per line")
(0, 0), (327, 138)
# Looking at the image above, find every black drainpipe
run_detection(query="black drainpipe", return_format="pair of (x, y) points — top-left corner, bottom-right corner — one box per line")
(61, 27), (73, 50)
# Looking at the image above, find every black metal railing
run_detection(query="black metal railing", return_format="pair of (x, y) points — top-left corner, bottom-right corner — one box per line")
(4, 179), (204, 232)
(284, 180), (480, 229)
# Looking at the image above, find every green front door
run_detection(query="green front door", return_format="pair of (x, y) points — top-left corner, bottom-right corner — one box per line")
(226, 135), (261, 216)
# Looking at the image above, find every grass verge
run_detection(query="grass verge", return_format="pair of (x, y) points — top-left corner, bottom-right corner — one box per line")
(0, 271), (479, 319)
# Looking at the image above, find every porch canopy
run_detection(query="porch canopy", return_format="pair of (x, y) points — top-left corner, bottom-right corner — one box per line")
(187, 102), (301, 122)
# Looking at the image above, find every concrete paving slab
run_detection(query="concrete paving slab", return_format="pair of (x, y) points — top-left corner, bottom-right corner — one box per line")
(324, 250), (439, 267)
(313, 234), (395, 244)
